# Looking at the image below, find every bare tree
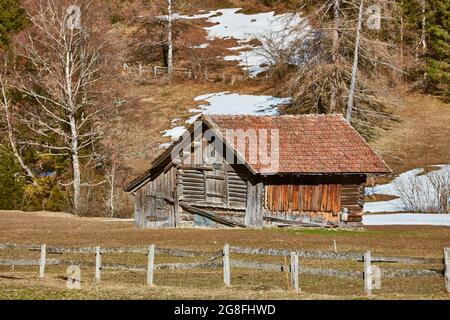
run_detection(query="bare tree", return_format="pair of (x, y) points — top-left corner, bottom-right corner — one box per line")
(167, 0), (173, 76)
(395, 166), (450, 213)
(283, 0), (401, 138)
(0, 74), (36, 184)
(346, 0), (364, 123)
(13, 0), (114, 214)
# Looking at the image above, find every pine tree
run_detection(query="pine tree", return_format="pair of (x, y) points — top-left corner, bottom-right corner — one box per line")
(0, 146), (25, 209)
(425, 0), (450, 99)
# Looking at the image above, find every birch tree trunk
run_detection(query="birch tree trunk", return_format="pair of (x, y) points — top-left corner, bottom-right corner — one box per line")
(400, 0), (404, 70)
(330, 0), (340, 113)
(69, 115), (82, 214)
(0, 79), (36, 183)
(13, 1), (111, 214)
(167, 0), (173, 76)
(420, 0), (427, 51)
(346, 0), (364, 123)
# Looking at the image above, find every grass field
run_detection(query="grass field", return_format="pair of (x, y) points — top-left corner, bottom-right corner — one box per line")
(0, 210), (449, 300)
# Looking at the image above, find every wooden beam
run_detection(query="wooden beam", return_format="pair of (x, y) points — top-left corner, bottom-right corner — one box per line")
(95, 246), (102, 283)
(364, 251), (372, 296)
(39, 244), (46, 279)
(290, 252), (300, 292)
(223, 244), (231, 287)
(179, 202), (246, 228)
(444, 248), (450, 293)
(147, 244), (155, 287)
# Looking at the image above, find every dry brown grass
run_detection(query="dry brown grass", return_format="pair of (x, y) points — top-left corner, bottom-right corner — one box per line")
(371, 91), (450, 175)
(0, 211), (449, 300)
(114, 81), (276, 175)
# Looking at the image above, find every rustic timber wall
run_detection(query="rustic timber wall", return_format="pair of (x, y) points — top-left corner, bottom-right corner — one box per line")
(262, 175), (366, 226)
(134, 166), (177, 228)
(339, 175), (366, 222)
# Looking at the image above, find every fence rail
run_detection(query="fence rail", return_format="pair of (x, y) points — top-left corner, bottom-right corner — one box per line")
(125, 63), (270, 84)
(0, 242), (448, 296)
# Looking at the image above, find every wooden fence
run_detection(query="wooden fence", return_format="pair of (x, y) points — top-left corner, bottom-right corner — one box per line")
(125, 63), (270, 84)
(0, 242), (449, 296)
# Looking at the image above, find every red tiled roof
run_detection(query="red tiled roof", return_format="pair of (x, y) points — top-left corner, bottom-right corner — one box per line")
(204, 114), (391, 174)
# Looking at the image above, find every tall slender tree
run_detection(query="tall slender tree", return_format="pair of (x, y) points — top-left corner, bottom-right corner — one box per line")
(12, 0), (115, 214)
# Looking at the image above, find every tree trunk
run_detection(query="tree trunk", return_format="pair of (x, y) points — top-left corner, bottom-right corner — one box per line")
(1, 83), (36, 183)
(69, 115), (81, 215)
(400, 0), (404, 72)
(330, 0), (340, 113)
(420, 0), (426, 51)
(167, 0), (173, 76)
(346, 0), (364, 123)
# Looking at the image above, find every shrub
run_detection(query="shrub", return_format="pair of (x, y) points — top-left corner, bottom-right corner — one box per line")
(0, 147), (25, 209)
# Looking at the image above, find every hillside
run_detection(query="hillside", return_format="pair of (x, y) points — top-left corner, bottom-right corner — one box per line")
(0, 0), (448, 216)
(111, 2), (449, 178)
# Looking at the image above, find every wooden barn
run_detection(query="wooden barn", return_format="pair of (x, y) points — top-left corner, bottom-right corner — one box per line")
(124, 114), (390, 229)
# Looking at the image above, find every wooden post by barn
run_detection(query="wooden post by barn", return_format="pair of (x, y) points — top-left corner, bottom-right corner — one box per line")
(223, 244), (230, 287)
(147, 244), (155, 287)
(444, 248), (450, 293)
(364, 251), (372, 296)
(290, 252), (299, 292)
(39, 244), (46, 278)
(95, 246), (102, 283)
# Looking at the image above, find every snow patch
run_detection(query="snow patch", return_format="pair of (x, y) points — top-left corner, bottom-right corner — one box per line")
(177, 8), (308, 76)
(187, 92), (290, 123)
(159, 92), (291, 148)
(363, 214), (450, 227)
(364, 165), (450, 213)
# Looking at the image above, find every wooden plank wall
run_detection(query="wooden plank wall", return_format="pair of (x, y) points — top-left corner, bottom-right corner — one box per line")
(265, 184), (342, 214)
(263, 175), (366, 225)
(179, 165), (248, 210)
(134, 166), (177, 228)
(340, 176), (366, 222)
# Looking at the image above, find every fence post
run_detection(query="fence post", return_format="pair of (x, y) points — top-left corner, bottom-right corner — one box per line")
(204, 71), (208, 81)
(444, 248), (450, 293)
(188, 70), (192, 79)
(147, 244), (155, 287)
(223, 244), (230, 287)
(39, 243), (46, 278)
(139, 63), (143, 77)
(333, 240), (337, 253)
(290, 252), (299, 292)
(153, 66), (157, 77)
(364, 251), (372, 296)
(95, 246), (101, 283)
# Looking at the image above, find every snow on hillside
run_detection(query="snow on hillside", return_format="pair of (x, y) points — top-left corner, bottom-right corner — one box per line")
(364, 165), (450, 213)
(159, 92), (291, 147)
(178, 8), (308, 75)
(363, 214), (450, 227)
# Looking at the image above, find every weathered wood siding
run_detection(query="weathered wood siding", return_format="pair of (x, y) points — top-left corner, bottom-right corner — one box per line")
(134, 166), (177, 228)
(179, 165), (248, 211)
(339, 175), (366, 222)
(262, 175), (366, 225)
(265, 184), (342, 213)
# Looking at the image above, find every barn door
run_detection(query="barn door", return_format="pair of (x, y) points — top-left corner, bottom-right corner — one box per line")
(145, 193), (175, 228)
(205, 166), (226, 204)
